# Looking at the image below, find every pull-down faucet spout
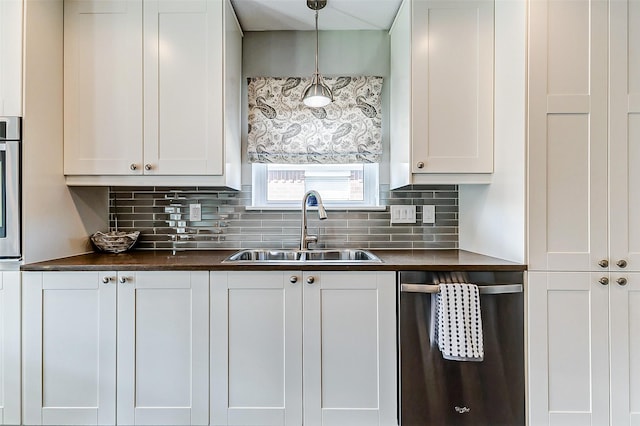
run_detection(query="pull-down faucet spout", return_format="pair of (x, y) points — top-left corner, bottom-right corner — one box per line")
(300, 190), (327, 250)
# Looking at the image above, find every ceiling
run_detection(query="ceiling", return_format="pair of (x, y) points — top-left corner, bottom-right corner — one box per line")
(229, 0), (403, 31)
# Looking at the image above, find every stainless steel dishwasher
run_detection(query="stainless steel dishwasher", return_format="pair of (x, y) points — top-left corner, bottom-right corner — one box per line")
(398, 270), (525, 426)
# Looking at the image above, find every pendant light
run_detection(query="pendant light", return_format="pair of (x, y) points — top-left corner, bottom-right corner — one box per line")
(302, 0), (333, 108)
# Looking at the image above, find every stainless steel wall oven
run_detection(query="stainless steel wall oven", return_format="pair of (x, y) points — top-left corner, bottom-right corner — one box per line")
(0, 117), (21, 258)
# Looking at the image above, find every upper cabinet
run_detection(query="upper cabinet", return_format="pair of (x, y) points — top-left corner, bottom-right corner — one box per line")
(0, 0), (23, 116)
(63, 0), (242, 189)
(389, 0), (494, 188)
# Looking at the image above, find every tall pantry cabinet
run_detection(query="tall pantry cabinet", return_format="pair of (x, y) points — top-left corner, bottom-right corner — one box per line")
(528, 0), (640, 424)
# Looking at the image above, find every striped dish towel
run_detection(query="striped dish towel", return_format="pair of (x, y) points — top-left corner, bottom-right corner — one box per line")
(435, 283), (484, 362)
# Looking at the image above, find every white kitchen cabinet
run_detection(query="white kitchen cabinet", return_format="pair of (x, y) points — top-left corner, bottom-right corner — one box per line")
(63, 0), (144, 178)
(529, 271), (640, 426)
(210, 271), (303, 426)
(528, 1), (640, 424)
(23, 270), (209, 426)
(23, 271), (117, 425)
(0, 0), (23, 116)
(528, 272), (610, 425)
(64, 0), (241, 188)
(609, 273), (640, 425)
(609, 0), (640, 271)
(528, 0), (640, 274)
(528, 0), (608, 272)
(389, 0), (494, 187)
(0, 272), (21, 425)
(210, 270), (397, 426)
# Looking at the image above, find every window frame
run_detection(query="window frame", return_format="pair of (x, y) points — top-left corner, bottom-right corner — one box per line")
(250, 163), (380, 210)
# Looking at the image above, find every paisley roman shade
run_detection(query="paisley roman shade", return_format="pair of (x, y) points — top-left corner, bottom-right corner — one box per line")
(247, 76), (383, 164)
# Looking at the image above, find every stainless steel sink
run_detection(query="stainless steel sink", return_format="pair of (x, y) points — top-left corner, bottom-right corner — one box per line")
(303, 249), (381, 262)
(223, 249), (381, 263)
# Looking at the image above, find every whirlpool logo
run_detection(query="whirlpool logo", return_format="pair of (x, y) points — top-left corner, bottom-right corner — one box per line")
(454, 406), (471, 414)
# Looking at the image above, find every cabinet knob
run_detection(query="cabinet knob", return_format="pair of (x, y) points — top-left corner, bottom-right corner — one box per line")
(617, 277), (628, 286)
(417, 162), (424, 169)
(290, 276), (298, 284)
(599, 277), (609, 286)
(102, 276), (112, 284)
(617, 259), (628, 268)
(130, 163), (138, 171)
(145, 164), (152, 171)
(306, 276), (315, 285)
(119, 276), (128, 284)
(598, 259), (609, 268)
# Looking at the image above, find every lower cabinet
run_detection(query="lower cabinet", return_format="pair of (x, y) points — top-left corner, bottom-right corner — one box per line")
(210, 270), (397, 426)
(528, 271), (640, 425)
(21, 269), (398, 426)
(22, 271), (209, 426)
(0, 271), (21, 425)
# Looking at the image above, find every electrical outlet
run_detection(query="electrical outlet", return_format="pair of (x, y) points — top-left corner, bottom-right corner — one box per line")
(189, 203), (202, 221)
(423, 205), (436, 224)
(390, 205), (416, 224)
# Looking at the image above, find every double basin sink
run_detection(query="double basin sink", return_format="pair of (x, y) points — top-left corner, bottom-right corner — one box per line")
(223, 248), (382, 263)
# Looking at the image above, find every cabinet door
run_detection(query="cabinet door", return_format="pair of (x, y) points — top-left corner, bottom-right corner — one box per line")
(303, 271), (396, 426)
(22, 271), (117, 426)
(610, 273), (640, 425)
(528, 272), (609, 426)
(610, 0), (640, 271)
(528, 0), (608, 271)
(411, 0), (494, 174)
(0, 0), (22, 116)
(210, 271), (303, 426)
(0, 272), (20, 424)
(117, 271), (209, 425)
(64, 0), (143, 175)
(389, 0), (411, 189)
(222, 0), (242, 189)
(143, 0), (224, 175)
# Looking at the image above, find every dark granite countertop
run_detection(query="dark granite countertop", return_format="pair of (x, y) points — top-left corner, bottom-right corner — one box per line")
(21, 249), (526, 272)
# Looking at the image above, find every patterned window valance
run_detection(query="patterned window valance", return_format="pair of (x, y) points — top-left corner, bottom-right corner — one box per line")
(247, 76), (383, 164)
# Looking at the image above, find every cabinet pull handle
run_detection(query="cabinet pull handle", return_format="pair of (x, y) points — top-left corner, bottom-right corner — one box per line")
(290, 276), (298, 284)
(417, 161), (424, 169)
(102, 276), (111, 284)
(599, 277), (609, 286)
(119, 276), (128, 284)
(306, 276), (315, 284)
(145, 164), (152, 171)
(617, 259), (628, 268)
(130, 163), (138, 171)
(598, 259), (609, 268)
(617, 277), (628, 286)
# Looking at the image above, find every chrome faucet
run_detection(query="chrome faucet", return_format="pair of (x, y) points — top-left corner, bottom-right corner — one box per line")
(300, 190), (328, 250)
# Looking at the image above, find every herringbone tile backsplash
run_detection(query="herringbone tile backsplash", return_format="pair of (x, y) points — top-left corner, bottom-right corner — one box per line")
(108, 185), (458, 251)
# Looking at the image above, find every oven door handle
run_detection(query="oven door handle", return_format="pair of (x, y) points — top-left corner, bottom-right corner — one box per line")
(400, 283), (523, 295)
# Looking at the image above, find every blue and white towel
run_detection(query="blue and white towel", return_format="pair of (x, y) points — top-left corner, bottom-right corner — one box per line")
(434, 283), (484, 362)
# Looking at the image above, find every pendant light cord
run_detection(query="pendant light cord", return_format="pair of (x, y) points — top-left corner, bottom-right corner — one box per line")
(314, 9), (320, 80)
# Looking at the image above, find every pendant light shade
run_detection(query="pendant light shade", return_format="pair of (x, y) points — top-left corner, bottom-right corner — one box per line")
(302, 0), (333, 108)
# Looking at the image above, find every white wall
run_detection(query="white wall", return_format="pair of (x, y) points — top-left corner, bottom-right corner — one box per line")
(241, 30), (390, 185)
(22, 0), (107, 263)
(458, 0), (527, 263)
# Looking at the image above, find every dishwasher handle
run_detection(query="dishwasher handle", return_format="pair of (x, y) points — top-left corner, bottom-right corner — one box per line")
(401, 283), (523, 295)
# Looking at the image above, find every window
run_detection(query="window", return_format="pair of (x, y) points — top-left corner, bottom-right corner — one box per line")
(251, 163), (379, 209)
(247, 76), (383, 209)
